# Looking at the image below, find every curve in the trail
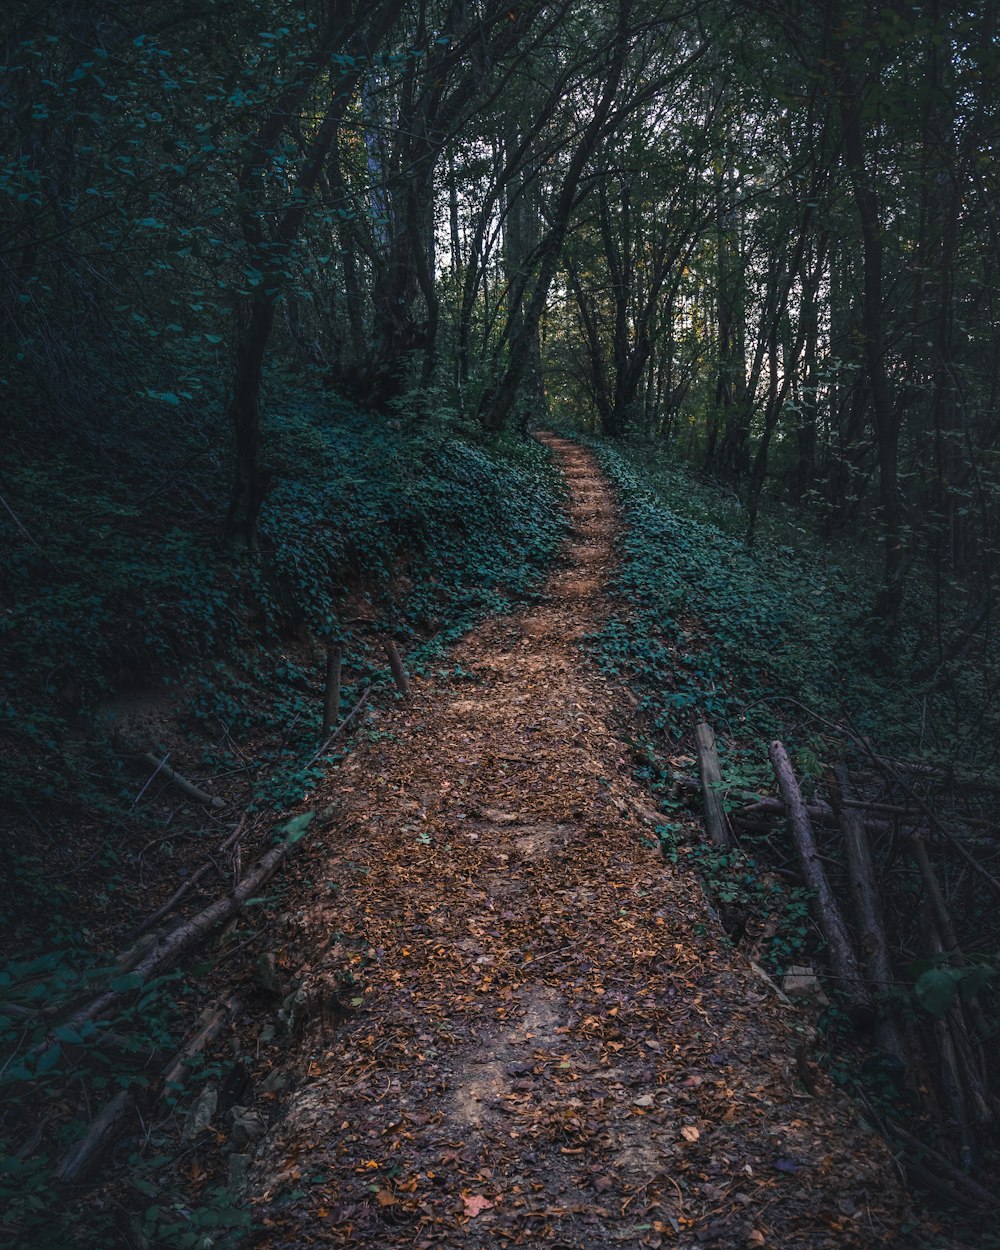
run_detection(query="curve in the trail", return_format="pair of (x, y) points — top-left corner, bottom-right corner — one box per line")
(248, 435), (910, 1250)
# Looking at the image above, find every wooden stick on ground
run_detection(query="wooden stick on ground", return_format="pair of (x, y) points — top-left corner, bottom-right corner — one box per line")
(694, 722), (731, 848)
(34, 834), (300, 1055)
(54, 1090), (133, 1185)
(142, 752), (225, 809)
(769, 741), (871, 1015)
(162, 995), (244, 1090)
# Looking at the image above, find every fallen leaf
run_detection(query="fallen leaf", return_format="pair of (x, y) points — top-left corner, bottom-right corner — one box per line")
(681, 1124), (700, 1141)
(462, 1194), (494, 1218)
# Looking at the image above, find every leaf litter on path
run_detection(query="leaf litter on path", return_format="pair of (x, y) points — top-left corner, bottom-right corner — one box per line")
(244, 436), (922, 1249)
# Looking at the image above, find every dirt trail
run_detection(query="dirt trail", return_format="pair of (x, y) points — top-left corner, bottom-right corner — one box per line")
(250, 436), (912, 1248)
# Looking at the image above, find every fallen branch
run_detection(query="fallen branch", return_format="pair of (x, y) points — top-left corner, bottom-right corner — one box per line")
(675, 778), (895, 837)
(142, 752), (225, 809)
(306, 686), (371, 767)
(769, 741), (871, 1015)
(35, 832), (300, 1055)
(162, 995), (243, 1090)
(124, 816), (249, 942)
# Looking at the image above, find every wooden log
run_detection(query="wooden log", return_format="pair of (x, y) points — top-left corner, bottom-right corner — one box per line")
(54, 1090), (133, 1185)
(675, 776), (896, 834)
(162, 995), (243, 1091)
(828, 764), (906, 1063)
(693, 722), (730, 848)
(322, 644), (343, 738)
(34, 830), (302, 1056)
(124, 816), (249, 943)
(768, 741), (871, 1014)
(142, 752), (225, 809)
(384, 639), (410, 698)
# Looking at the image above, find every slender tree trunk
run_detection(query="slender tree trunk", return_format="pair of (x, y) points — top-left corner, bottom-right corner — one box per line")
(226, 298), (276, 551)
(831, 18), (905, 633)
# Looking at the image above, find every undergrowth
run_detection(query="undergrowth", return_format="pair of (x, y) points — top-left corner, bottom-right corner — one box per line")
(588, 439), (925, 749)
(582, 436), (1000, 983)
(0, 383), (563, 1248)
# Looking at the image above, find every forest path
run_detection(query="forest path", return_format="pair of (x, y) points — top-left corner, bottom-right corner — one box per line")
(249, 436), (910, 1249)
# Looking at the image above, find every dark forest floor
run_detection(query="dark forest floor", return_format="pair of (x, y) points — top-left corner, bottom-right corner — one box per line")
(238, 436), (936, 1249)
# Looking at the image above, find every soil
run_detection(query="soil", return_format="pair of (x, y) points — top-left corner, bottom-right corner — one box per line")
(243, 436), (922, 1248)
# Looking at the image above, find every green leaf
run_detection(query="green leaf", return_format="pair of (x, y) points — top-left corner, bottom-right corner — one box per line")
(277, 811), (315, 844)
(914, 968), (958, 1018)
(35, 1044), (62, 1075)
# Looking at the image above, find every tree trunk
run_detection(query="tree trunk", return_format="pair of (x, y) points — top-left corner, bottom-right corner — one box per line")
(225, 296), (275, 552)
(831, 19), (905, 633)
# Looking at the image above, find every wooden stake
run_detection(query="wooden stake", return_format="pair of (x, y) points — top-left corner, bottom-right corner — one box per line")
(322, 644), (343, 738)
(384, 639), (410, 698)
(693, 721), (730, 848)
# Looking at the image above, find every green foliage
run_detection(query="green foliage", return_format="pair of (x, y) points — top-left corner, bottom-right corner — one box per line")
(586, 438), (950, 756)
(1, 384), (562, 1248)
(0, 952), (186, 1248)
(1, 389), (561, 844)
(909, 957), (996, 1020)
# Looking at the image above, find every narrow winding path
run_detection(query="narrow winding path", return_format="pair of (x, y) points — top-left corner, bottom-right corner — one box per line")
(250, 437), (911, 1248)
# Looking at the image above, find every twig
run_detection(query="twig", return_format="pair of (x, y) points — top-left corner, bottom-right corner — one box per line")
(142, 751), (225, 809)
(306, 686), (371, 768)
(123, 815), (249, 942)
